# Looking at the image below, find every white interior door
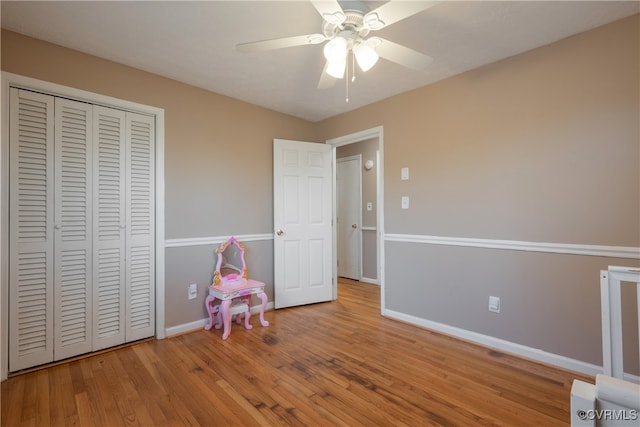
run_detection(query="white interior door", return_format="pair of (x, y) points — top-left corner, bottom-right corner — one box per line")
(92, 106), (126, 350)
(9, 88), (55, 371)
(125, 113), (155, 341)
(53, 97), (94, 361)
(273, 139), (333, 309)
(337, 156), (361, 280)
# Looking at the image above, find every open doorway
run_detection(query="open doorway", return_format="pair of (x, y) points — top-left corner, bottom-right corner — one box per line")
(327, 126), (384, 314)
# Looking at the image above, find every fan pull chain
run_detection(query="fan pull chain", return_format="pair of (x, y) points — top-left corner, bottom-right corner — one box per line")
(352, 52), (356, 82)
(345, 55), (349, 103)
(345, 78), (349, 103)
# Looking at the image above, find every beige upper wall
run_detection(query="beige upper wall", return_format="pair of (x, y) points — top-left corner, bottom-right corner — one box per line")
(1, 29), (319, 239)
(318, 14), (639, 247)
(4, 13), (637, 245)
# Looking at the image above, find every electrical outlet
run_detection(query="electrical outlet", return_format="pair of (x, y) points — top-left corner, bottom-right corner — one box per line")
(188, 283), (197, 300)
(401, 196), (409, 209)
(367, 202), (373, 211)
(488, 296), (500, 313)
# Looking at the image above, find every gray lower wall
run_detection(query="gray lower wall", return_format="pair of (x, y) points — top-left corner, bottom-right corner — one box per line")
(385, 241), (639, 374)
(362, 230), (378, 280)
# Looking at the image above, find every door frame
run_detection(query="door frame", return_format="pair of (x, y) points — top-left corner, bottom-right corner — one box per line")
(336, 154), (362, 280)
(0, 72), (166, 380)
(326, 126), (384, 314)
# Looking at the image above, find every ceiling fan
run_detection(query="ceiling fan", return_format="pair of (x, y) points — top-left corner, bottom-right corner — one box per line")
(237, 0), (438, 90)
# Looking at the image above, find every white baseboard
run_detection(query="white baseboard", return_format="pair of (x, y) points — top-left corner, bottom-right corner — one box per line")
(384, 308), (604, 377)
(166, 319), (208, 337)
(165, 301), (274, 337)
(360, 277), (379, 285)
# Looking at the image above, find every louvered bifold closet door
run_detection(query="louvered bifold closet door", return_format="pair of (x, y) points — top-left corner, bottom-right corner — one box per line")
(92, 106), (126, 350)
(125, 113), (155, 341)
(9, 89), (55, 372)
(53, 98), (93, 361)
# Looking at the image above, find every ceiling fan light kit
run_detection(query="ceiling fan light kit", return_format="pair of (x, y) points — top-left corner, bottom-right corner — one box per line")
(237, 0), (437, 98)
(324, 34), (379, 78)
(353, 39), (379, 72)
(326, 55), (347, 79)
(324, 37), (347, 62)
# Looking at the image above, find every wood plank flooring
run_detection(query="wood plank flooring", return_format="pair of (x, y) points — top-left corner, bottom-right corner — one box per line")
(2, 279), (592, 426)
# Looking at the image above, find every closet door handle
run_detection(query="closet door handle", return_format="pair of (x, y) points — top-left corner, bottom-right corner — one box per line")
(352, 224), (358, 229)
(54, 224), (61, 230)
(276, 229), (284, 236)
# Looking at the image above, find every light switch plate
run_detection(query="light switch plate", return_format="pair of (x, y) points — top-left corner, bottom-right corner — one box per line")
(401, 167), (409, 181)
(367, 202), (373, 211)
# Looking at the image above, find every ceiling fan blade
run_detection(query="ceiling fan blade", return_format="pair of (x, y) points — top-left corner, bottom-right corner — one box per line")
(373, 37), (433, 70)
(317, 61), (337, 89)
(237, 34), (326, 53)
(310, 0), (346, 25)
(364, 1), (439, 30)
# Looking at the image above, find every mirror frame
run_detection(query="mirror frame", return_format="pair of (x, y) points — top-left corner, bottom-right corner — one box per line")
(213, 236), (248, 286)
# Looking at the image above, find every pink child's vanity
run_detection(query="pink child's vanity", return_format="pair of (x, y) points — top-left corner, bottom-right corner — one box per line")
(204, 236), (269, 340)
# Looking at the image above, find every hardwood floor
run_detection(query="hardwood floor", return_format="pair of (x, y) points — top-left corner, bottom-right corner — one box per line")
(2, 279), (592, 426)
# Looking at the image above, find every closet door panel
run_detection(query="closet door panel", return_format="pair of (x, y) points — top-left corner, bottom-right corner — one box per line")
(92, 106), (126, 350)
(8, 88), (157, 372)
(53, 98), (93, 360)
(125, 113), (155, 341)
(9, 88), (55, 371)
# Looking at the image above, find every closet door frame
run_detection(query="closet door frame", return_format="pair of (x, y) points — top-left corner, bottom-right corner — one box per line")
(0, 72), (166, 380)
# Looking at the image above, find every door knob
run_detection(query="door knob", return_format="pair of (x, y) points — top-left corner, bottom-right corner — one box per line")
(352, 224), (358, 229)
(276, 229), (284, 236)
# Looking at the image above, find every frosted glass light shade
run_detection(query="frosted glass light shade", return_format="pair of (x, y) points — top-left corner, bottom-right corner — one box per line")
(353, 42), (379, 72)
(324, 37), (348, 78)
(324, 37), (348, 63)
(326, 58), (346, 78)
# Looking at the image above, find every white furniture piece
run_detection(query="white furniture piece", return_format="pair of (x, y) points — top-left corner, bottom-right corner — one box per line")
(600, 266), (640, 379)
(571, 374), (640, 426)
(570, 266), (640, 426)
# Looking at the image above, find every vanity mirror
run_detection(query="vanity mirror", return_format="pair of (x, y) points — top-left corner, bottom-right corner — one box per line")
(213, 236), (248, 285)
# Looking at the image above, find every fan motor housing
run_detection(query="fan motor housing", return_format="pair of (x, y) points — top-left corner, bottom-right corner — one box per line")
(323, 10), (370, 40)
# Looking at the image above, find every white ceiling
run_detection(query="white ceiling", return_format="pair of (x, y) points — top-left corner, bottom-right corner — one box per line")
(2, 1), (638, 122)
